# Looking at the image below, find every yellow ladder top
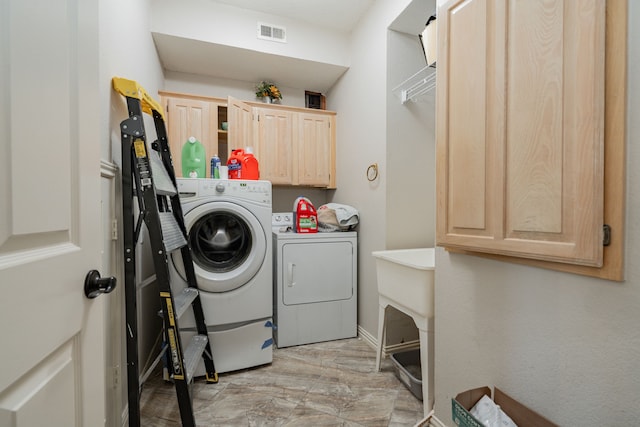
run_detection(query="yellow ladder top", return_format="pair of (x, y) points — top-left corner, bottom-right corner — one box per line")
(112, 77), (164, 120)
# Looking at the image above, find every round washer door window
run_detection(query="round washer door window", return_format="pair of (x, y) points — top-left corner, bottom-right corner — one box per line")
(177, 201), (266, 293)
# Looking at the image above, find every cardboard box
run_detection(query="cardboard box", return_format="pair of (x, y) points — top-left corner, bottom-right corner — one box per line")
(452, 386), (558, 427)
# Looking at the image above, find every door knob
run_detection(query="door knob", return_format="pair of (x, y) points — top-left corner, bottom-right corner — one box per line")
(84, 270), (117, 299)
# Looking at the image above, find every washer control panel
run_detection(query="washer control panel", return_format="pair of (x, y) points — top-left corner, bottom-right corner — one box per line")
(176, 178), (271, 204)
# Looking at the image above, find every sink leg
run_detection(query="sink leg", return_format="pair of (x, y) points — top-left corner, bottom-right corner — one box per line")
(375, 304), (387, 372)
(418, 327), (434, 417)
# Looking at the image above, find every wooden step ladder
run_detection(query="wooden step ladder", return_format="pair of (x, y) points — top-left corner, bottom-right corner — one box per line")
(113, 77), (218, 427)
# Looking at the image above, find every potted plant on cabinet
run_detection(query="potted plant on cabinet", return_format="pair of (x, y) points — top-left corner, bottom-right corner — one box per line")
(255, 81), (282, 103)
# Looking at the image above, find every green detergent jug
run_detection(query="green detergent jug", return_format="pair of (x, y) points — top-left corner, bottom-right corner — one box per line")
(181, 136), (206, 178)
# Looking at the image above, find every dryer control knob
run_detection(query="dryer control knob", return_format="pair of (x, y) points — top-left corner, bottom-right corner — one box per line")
(215, 183), (226, 193)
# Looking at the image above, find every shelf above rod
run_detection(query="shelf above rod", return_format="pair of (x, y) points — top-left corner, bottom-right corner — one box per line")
(392, 64), (436, 104)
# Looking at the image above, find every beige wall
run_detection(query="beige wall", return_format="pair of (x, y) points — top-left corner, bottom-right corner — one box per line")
(327, 0), (417, 342)
(100, 0), (165, 423)
(386, 30), (436, 251)
(433, 1), (640, 425)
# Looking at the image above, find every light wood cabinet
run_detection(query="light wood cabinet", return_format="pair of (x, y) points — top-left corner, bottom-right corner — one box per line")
(253, 107), (336, 187)
(436, 0), (607, 266)
(161, 91), (336, 187)
(297, 113), (334, 187)
(163, 96), (213, 178)
(161, 92), (227, 178)
(254, 107), (296, 185)
(227, 97), (254, 154)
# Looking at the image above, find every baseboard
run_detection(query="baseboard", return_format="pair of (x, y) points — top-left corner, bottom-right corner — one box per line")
(357, 325), (377, 349)
(357, 325), (420, 359)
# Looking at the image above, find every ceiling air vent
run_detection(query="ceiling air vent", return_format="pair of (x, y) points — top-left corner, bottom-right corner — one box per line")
(257, 22), (287, 43)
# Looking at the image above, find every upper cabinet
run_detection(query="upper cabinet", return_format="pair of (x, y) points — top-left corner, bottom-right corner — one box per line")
(436, 0), (626, 278)
(227, 97), (254, 153)
(160, 91), (337, 188)
(161, 92), (229, 175)
(163, 95), (218, 177)
(254, 107), (296, 185)
(297, 113), (335, 187)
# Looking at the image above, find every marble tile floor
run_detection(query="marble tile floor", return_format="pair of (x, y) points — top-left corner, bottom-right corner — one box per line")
(139, 337), (425, 426)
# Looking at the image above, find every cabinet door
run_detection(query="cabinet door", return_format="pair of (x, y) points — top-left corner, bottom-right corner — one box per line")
(436, 0), (605, 266)
(165, 97), (214, 177)
(255, 107), (296, 185)
(227, 96), (254, 154)
(298, 113), (332, 187)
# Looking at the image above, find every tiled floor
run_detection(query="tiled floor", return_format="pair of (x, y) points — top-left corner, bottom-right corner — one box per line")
(140, 338), (424, 426)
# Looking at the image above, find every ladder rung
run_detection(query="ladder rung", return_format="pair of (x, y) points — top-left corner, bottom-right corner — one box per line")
(150, 154), (177, 196)
(174, 287), (199, 320)
(159, 212), (187, 252)
(184, 334), (208, 383)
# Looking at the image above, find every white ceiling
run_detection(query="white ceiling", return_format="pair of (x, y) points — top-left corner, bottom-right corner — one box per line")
(207, 0), (374, 32)
(152, 32), (350, 92)
(152, 0), (374, 92)
(152, 0), (433, 92)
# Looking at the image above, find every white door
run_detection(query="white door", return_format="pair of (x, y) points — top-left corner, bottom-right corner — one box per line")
(0, 1), (106, 426)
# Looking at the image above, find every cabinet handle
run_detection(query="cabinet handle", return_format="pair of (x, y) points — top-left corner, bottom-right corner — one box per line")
(287, 262), (296, 287)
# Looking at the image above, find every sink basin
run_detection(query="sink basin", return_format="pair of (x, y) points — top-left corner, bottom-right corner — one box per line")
(372, 248), (435, 319)
(373, 248), (436, 415)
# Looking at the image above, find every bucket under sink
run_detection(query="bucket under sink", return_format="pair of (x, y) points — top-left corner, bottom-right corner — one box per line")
(372, 248), (435, 319)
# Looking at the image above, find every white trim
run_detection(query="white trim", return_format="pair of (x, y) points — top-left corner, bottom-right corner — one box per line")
(357, 324), (376, 349)
(100, 159), (118, 179)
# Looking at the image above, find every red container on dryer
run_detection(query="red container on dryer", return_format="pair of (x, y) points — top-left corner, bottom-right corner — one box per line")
(293, 197), (318, 233)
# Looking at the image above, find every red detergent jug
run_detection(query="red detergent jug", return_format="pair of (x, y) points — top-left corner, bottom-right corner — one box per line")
(242, 147), (260, 180)
(227, 149), (244, 179)
(227, 148), (260, 180)
(293, 197), (318, 233)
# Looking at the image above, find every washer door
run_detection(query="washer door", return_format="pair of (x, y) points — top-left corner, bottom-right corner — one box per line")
(178, 201), (266, 293)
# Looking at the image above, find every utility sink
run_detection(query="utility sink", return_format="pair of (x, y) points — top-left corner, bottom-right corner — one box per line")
(372, 247), (436, 416)
(372, 248), (435, 320)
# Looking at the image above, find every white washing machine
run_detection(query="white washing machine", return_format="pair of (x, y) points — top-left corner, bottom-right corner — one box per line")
(272, 213), (357, 348)
(170, 178), (273, 374)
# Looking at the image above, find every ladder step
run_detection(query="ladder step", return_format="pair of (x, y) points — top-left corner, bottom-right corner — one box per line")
(159, 212), (187, 252)
(174, 287), (199, 320)
(184, 334), (209, 383)
(150, 154), (177, 196)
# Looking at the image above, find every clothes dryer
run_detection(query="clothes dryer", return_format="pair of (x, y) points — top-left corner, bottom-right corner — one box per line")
(272, 213), (357, 348)
(170, 178), (273, 373)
